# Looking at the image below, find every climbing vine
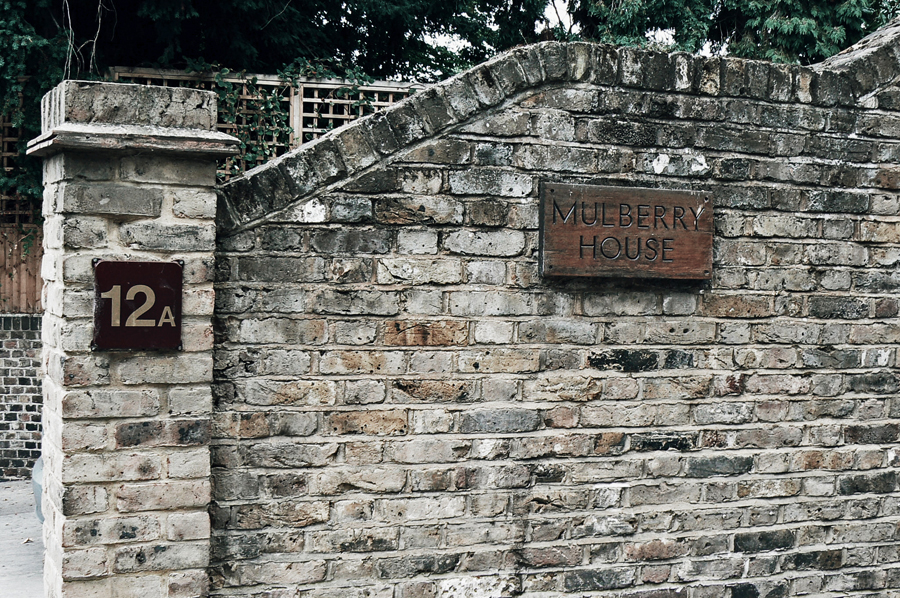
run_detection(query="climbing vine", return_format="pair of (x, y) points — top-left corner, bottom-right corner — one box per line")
(0, 0), (67, 221)
(184, 57), (382, 180)
(280, 58), (381, 143)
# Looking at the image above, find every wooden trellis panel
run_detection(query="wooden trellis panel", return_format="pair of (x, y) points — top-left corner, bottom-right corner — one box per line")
(0, 110), (41, 314)
(0, 69), (411, 313)
(0, 226), (42, 313)
(0, 114), (18, 199)
(109, 68), (415, 180)
(295, 80), (413, 142)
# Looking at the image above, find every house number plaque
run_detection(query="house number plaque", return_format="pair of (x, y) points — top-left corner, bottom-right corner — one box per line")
(539, 183), (713, 280)
(92, 261), (183, 350)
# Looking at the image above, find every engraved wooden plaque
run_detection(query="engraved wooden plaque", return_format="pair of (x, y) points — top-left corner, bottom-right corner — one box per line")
(93, 261), (183, 350)
(540, 183), (713, 279)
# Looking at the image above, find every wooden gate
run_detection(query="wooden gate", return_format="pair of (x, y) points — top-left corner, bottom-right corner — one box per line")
(0, 225), (42, 313)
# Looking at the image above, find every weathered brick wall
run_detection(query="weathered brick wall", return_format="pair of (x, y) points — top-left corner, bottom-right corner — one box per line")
(215, 25), (900, 598)
(0, 314), (42, 479)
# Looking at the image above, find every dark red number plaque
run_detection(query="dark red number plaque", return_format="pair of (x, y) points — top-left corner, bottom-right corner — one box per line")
(93, 261), (183, 350)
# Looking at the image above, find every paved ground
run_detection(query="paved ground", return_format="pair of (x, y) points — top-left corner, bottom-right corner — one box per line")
(0, 480), (43, 597)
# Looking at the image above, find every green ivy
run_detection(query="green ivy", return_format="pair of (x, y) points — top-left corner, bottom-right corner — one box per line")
(184, 57), (383, 180)
(0, 0), (67, 222)
(279, 57), (380, 143)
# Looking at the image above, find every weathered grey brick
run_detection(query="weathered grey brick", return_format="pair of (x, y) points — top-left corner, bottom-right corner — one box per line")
(444, 230), (525, 256)
(447, 169), (534, 197)
(60, 183), (163, 218)
(458, 409), (541, 434)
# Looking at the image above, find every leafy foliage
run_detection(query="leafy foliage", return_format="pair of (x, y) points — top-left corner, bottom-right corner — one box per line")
(571, 0), (900, 64)
(2, 0), (900, 219)
(0, 0), (553, 216)
(0, 0), (66, 206)
(54, 0), (549, 81)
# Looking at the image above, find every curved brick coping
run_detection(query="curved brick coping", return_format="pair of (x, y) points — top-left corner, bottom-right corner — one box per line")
(215, 34), (898, 235)
(815, 16), (900, 102)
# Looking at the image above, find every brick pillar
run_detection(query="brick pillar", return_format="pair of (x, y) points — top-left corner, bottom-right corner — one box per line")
(27, 81), (237, 598)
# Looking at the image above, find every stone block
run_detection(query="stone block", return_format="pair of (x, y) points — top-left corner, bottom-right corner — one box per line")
(447, 169), (534, 197)
(47, 80), (216, 130)
(62, 485), (110, 517)
(168, 570), (209, 598)
(121, 155), (215, 186)
(57, 216), (107, 249)
(113, 542), (209, 573)
(397, 229), (439, 254)
(166, 512), (211, 541)
(458, 409), (541, 434)
(62, 515), (161, 546)
(377, 258), (462, 284)
(168, 387), (213, 415)
(62, 389), (159, 419)
(114, 418), (210, 448)
(563, 568), (636, 592)
(167, 448), (211, 479)
(172, 188), (216, 219)
(327, 410), (408, 436)
(402, 139), (472, 165)
(384, 320), (468, 346)
(386, 102), (431, 147)
(466, 261), (506, 285)
(310, 290), (400, 315)
(409, 87), (457, 131)
(113, 353), (213, 385)
(237, 318), (326, 345)
(60, 183), (163, 218)
(474, 321), (514, 344)
(116, 480), (211, 512)
(120, 221), (215, 251)
(374, 195), (464, 225)
(319, 351), (406, 375)
(62, 452), (161, 484)
(309, 228), (391, 254)
(448, 291), (532, 316)
(406, 349), (456, 374)
(334, 124), (380, 172)
(62, 547), (109, 580)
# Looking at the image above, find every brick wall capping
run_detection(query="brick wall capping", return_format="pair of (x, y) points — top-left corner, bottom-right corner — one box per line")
(216, 28), (900, 234)
(815, 16), (900, 100)
(26, 122), (240, 158)
(41, 80), (220, 131)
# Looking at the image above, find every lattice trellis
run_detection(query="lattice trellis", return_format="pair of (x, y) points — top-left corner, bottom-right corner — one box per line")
(0, 111), (36, 227)
(297, 80), (413, 141)
(0, 70), (413, 312)
(109, 68), (415, 180)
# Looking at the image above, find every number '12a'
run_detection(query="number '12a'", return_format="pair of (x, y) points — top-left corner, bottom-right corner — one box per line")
(99, 285), (176, 327)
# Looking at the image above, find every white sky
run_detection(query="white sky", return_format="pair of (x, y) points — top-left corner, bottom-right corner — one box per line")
(544, 0), (576, 33)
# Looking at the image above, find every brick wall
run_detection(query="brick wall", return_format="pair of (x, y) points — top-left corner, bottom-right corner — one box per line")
(0, 314), (42, 479)
(215, 22), (900, 598)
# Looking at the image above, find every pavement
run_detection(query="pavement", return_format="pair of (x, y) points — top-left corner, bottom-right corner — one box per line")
(0, 480), (44, 598)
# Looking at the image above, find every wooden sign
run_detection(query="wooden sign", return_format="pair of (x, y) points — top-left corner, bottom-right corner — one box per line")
(540, 183), (713, 280)
(92, 261), (183, 350)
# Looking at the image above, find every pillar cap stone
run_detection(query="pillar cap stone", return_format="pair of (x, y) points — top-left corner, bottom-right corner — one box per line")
(27, 80), (239, 157)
